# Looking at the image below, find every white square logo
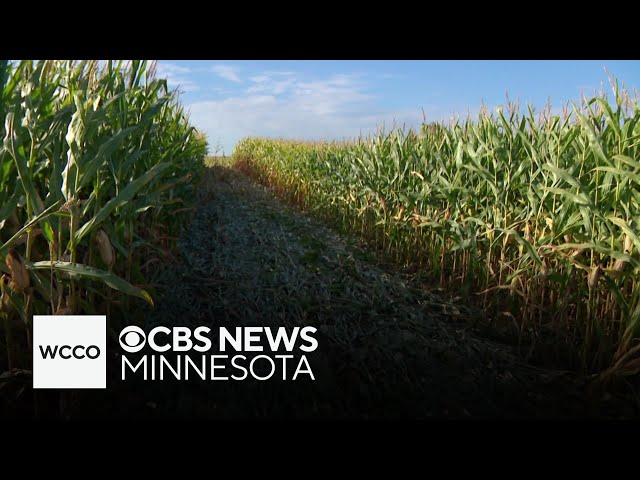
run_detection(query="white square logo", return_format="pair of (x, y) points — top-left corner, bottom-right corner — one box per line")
(33, 315), (107, 389)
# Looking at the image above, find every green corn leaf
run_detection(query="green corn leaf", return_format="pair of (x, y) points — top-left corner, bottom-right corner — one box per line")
(575, 108), (608, 164)
(26, 260), (154, 306)
(73, 161), (172, 244)
(607, 216), (640, 252)
(0, 200), (62, 255)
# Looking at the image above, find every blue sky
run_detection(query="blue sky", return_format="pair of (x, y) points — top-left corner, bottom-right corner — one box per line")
(156, 60), (640, 155)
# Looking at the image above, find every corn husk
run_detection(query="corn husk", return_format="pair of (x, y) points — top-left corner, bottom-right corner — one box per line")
(5, 249), (30, 292)
(95, 228), (115, 269)
(588, 264), (603, 290)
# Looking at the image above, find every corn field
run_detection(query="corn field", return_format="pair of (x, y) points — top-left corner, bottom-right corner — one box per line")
(233, 83), (640, 376)
(0, 60), (207, 370)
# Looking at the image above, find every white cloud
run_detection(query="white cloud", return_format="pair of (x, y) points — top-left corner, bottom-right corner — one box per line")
(244, 72), (372, 114)
(157, 62), (200, 93)
(211, 65), (241, 83)
(186, 71), (426, 153)
(247, 74), (297, 96)
(157, 63), (191, 76)
(290, 74), (372, 115)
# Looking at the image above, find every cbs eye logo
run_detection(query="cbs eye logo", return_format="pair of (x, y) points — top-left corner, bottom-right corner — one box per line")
(119, 326), (146, 353)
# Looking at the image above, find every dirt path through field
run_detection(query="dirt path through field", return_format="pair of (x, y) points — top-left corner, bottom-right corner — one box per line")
(96, 164), (613, 419)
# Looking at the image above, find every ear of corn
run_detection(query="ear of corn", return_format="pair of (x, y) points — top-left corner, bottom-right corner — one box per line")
(95, 229), (115, 270)
(5, 250), (29, 292)
(233, 82), (640, 374)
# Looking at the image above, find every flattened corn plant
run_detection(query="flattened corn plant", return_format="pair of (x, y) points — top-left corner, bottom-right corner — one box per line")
(0, 60), (207, 369)
(233, 83), (640, 376)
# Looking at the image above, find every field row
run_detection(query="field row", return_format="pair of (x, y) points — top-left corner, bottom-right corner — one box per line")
(233, 85), (640, 375)
(0, 60), (207, 369)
